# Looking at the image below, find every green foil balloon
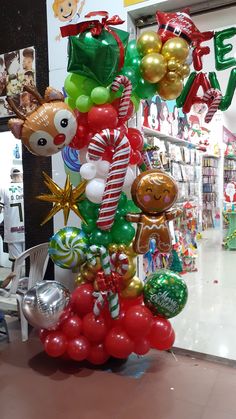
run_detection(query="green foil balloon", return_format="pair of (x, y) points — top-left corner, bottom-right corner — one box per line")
(214, 27), (236, 71)
(209, 69), (236, 111)
(176, 72), (196, 108)
(144, 270), (188, 318)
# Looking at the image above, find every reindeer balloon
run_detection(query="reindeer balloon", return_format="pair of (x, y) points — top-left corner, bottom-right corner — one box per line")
(7, 86), (77, 156)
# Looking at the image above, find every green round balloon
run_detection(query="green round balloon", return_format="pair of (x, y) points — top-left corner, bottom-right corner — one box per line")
(91, 87), (110, 105)
(76, 95), (93, 113)
(81, 219), (97, 234)
(64, 96), (76, 110)
(131, 94), (141, 112)
(78, 199), (99, 221)
(121, 66), (138, 90)
(64, 73), (85, 99)
(83, 77), (99, 95)
(111, 221), (135, 245)
(125, 40), (140, 64)
(135, 78), (157, 99)
(144, 270), (188, 318)
(89, 228), (112, 247)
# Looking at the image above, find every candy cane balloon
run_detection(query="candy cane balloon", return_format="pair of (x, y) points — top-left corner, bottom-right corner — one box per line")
(203, 88), (222, 123)
(88, 128), (130, 230)
(111, 75), (132, 119)
(110, 252), (129, 276)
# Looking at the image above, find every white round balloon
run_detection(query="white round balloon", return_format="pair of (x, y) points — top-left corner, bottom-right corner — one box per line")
(85, 178), (106, 203)
(96, 160), (110, 179)
(80, 162), (97, 180)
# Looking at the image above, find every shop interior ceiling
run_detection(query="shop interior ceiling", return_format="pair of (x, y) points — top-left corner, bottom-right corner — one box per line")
(132, 0), (236, 27)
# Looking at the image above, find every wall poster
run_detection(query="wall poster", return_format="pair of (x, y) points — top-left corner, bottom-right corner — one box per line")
(0, 46), (36, 119)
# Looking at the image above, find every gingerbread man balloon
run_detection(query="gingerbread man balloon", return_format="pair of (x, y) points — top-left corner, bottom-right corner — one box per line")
(126, 170), (181, 254)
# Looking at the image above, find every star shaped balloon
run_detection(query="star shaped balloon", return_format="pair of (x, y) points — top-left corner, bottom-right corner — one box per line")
(37, 172), (87, 226)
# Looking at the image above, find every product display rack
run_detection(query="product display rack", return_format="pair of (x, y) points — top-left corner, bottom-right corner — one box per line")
(202, 155), (220, 230)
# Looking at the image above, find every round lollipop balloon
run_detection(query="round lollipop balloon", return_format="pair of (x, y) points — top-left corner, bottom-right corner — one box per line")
(49, 227), (88, 269)
(144, 269), (188, 318)
(22, 281), (71, 329)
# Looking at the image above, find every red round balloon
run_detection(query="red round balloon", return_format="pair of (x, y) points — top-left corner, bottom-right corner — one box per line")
(124, 305), (153, 339)
(120, 295), (144, 310)
(88, 104), (118, 132)
(127, 128), (144, 151)
(58, 305), (72, 326)
(152, 329), (175, 351)
(105, 327), (134, 359)
(39, 328), (49, 344)
(75, 110), (88, 126)
(61, 315), (82, 339)
(111, 309), (126, 328)
(82, 313), (108, 343)
(71, 284), (94, 317)
(87, 343), (110, 365)
(129, 149), (143, 165)
(67, 336), (90, 361)
(148, 316), (173, 349)
(44, 332), (68, 358)
(134, 338), (150, 355)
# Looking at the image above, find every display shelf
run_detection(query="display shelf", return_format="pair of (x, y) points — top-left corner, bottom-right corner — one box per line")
(143, 127), (197, 148)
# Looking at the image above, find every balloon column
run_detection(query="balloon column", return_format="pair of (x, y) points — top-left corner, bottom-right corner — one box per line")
(7, 10), (189, 365)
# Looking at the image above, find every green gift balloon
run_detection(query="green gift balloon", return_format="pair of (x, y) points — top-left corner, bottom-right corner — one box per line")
(68, 28), (129, 86)
(144, 270), (188, 318)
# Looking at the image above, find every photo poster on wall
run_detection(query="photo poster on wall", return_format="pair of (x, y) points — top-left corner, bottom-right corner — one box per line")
(223, 126), (236, 158)
(0, 46), (36, 119)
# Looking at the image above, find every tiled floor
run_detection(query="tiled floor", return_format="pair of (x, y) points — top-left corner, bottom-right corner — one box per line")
(1, 321), (236, 419)
(172, 228), (236, 360)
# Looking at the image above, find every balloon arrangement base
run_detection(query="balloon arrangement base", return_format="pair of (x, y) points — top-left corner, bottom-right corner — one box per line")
(39, 284), (175, 366)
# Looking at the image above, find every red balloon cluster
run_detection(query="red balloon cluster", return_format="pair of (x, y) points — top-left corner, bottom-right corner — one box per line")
(126, 128), (144, 165)
(69, 98), (135, 152)
(39, 284), (175, 365)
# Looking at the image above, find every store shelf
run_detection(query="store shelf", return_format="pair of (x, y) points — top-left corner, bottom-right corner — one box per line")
(143, 127), (197, 148)
(224, 156), (236, 160)
(203, 154), (220, 159)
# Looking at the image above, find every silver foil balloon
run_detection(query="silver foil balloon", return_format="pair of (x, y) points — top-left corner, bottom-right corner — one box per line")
(22, 281), (71, 330)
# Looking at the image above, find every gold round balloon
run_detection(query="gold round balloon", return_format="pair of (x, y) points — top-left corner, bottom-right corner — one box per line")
(75, 274), (86, 286)
(122, 258), (137, 283)
(158, 75), (183, 100)
(87, 257), (102, 273)
(166, 71), (178, 82)
(121, 276), (144, 298)
(137, 31), (162, 57)
(162, 38), (189, 64)
(140, 53), (167, 84)
(177, 63), (190, 79)
(167, 59), (179, 71)
(80, 264), (95, 282)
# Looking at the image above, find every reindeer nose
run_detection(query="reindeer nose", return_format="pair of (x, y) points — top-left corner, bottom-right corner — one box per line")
(54, 134), (65, 145)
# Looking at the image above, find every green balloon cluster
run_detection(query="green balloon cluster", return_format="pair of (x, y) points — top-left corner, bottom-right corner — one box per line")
(143, 270), (188, 319)
(78, 193), (140, 247)
(123, 40), (157, 100)
(64, 73), (112, 113)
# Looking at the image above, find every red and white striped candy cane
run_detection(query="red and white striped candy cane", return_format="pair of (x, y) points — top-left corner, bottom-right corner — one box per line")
(110, 252), (129, 276)
(203, 88), (222, 123)
(88, 129), (130, 230)
(111, 75), (132, 119)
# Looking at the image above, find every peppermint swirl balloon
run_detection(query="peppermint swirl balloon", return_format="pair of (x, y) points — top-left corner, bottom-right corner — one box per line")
(49, 227), (88, 269)
(144, 269), (188, 318)
(61, 146), (80, 172)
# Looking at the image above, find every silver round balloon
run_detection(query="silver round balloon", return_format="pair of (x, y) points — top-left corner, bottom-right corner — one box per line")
(22, 281), (71, 330)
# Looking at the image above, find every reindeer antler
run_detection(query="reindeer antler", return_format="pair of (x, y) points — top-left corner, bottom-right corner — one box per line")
(6, 97), (26, 120)
(23, 85), (44, 104)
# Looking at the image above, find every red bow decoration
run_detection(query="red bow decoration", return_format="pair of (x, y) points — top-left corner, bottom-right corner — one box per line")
(61, 11), (124, 37)
(96, 270), (122, 294)
(60, 11), (125, 70)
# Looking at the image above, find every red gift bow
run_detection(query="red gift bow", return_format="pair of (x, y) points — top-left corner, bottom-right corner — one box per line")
(60, 11), (126, 70)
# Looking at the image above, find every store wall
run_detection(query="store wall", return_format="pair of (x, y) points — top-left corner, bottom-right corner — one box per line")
(0, 0), (54, 277)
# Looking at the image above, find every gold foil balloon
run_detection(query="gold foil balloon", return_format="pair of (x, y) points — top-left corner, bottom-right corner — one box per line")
(140, 53), (167, 84)
(162, 38), (189, 63)
(158, 75), (183, 100)
(137, 31), (162, 57)
(177, 63), (190, 79)
(121, 276), (144, 298)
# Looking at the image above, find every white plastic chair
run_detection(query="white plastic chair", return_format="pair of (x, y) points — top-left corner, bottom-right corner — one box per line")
(0, 242), (49, 342)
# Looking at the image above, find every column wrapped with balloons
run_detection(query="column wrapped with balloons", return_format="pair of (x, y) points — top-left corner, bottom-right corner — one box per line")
(6, 10), (190, 366)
